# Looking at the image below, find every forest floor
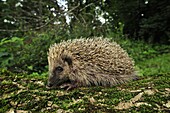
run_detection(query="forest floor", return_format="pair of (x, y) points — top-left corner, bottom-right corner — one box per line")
(1, 53), (170, 113)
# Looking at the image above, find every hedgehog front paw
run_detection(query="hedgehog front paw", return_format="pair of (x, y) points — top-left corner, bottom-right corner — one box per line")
(60, 83), (78, 90)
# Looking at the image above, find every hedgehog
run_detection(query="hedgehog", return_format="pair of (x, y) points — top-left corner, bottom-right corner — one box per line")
(46, 37), (138, 90)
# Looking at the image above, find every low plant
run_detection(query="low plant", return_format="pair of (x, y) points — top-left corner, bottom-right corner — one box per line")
(0, 37), (24, 69)
(0, 34), (63, 73)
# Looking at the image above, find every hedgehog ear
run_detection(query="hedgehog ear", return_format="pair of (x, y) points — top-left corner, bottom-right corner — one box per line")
(62, 55), (72, 66)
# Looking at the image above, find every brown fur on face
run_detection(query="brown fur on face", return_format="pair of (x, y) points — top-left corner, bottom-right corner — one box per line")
(47, 52), (72, 88)
(47, 37), (138, 89)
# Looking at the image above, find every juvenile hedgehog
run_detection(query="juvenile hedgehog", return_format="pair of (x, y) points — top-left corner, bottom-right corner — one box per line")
(47, 38), (137, 90)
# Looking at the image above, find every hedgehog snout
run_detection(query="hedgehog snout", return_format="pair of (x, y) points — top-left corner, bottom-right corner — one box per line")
(47, 77), (54, 88)
(47, 73), (58, 87)
(46, 77), (61, 88)
(47, 72), (71, 88)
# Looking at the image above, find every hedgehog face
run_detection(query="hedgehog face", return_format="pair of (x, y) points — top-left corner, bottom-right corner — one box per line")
(47, 55), (72, 88)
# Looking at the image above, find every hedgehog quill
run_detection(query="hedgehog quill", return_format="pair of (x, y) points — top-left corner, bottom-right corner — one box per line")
(46, 38), (138, 90)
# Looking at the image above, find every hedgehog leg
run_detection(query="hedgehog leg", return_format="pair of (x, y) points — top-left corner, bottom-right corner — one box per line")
(60, 82), (79, 90)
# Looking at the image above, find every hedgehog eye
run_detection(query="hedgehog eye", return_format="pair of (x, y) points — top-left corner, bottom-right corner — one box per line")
(55, 66), (63, 73)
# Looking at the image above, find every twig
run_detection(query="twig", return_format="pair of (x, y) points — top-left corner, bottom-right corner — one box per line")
(79, 3), (94, 12)
(66, 3), (80, 14)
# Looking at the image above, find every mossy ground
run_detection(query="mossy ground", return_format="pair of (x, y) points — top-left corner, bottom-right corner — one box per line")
(1, 53), (170, 113)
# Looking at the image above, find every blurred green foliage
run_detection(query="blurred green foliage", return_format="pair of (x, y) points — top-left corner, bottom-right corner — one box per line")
(137, 53), (170, 76)
(0, 34), (63, 73)
(0, 37), (24, 69)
